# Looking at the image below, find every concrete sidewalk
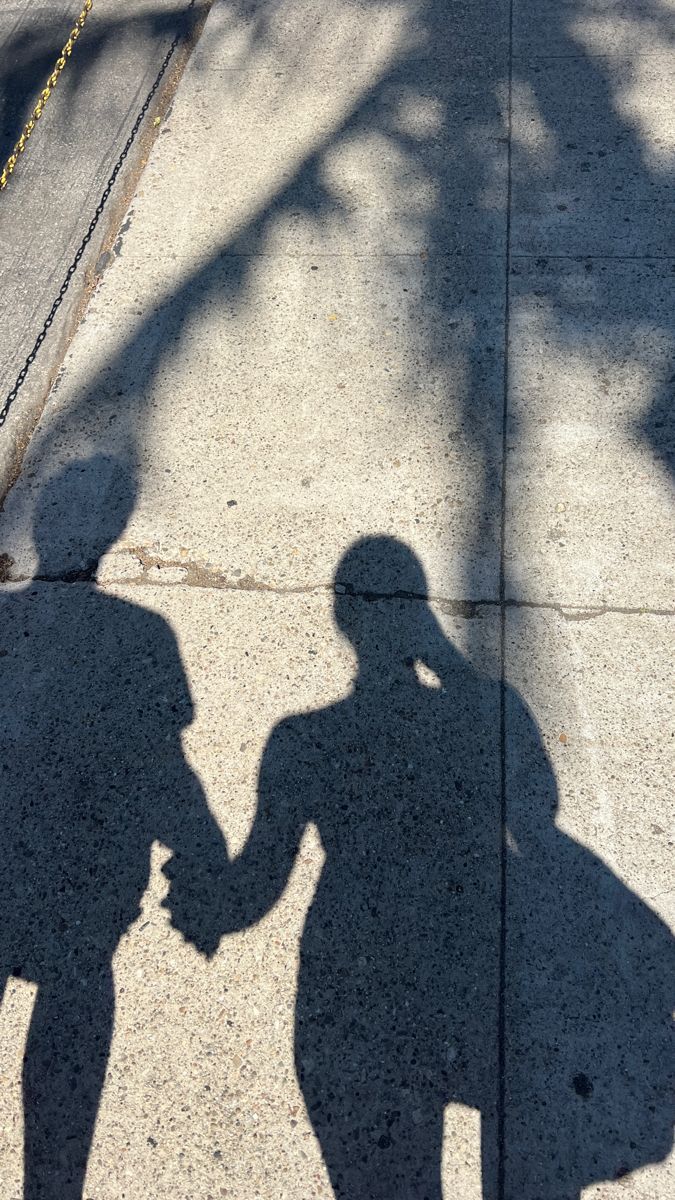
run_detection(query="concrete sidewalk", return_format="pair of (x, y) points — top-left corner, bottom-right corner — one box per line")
(0, 0), (207, 488)
(0, 1), (673, 1197)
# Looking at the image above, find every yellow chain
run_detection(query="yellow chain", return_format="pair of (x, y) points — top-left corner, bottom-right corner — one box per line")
(0, 0), (93, 191)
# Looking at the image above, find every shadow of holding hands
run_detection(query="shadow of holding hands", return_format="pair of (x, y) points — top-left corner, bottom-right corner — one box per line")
(168, 536), (674, 1200)
(0, 468), (672, 1199)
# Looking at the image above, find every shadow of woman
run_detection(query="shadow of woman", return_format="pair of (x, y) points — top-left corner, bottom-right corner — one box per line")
(0, 456), (227, 1200)
(198, 536), (673, 1199)
(505, 692), (674, 1199)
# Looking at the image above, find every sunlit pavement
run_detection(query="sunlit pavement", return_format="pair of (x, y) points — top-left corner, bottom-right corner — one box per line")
(0, 2), (673, 1197)
(0, 0), (197, 485)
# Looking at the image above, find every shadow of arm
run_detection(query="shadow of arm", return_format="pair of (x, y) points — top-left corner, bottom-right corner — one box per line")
(217, 719), (310, 934)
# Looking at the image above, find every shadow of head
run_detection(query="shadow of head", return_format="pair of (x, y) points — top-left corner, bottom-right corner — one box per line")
(333, 535), (464, 685)
(334, 533), (427, 640)
(34, 454), (136, 579)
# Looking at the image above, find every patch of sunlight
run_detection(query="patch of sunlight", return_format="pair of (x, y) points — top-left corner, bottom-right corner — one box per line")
(321, 128), (440, 223)
(170, 0), (417, 260)
(572, 7), (675, 171)
(510, 79), (559, 172)
(581, 1148), (675, 1199)
(442, 1103), (482, 1199)
(391, 88), (446, 140)
(0, 976), (38, 1197)
(414, 659), (444, 690)
(196, 0), (414, 78)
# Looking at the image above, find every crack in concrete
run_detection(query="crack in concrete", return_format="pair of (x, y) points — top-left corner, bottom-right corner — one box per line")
(109, 550), (483, 615)
(503, 598), (675, 621)
(1, 550), (673, 620)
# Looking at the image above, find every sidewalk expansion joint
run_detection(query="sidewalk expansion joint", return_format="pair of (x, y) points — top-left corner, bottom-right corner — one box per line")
(511, 253), (675, 262)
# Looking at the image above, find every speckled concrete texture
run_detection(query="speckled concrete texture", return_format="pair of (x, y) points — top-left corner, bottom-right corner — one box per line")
(511, 1), (675, 257)
(0, 578), (501, 1198)
(506, 257), (675, 607)
(505, 606), (674, 1200)
(0, 0), (673, 1196)
(0, 249), (505, 601)
(0, 0), (509, 604)
(513, 0), (675, 58)
(0, 0), (204, 493)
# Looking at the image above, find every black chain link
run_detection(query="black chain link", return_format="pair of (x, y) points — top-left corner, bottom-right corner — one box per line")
(0, 0), (197, 428)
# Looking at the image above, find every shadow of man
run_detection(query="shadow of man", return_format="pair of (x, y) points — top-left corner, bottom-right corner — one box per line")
(0, 455), (227, 1200)
(195, 535), (673, 1199)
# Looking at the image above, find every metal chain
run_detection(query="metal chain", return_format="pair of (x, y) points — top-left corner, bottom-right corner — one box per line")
(0, 1), (197, 428)
(0, 1), (94, 191)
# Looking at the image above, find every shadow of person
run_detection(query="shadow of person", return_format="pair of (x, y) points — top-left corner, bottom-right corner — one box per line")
(0, 456), (228, 1200)
(210, 536), (673, 1199)
(505, 696), (674, 1199)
